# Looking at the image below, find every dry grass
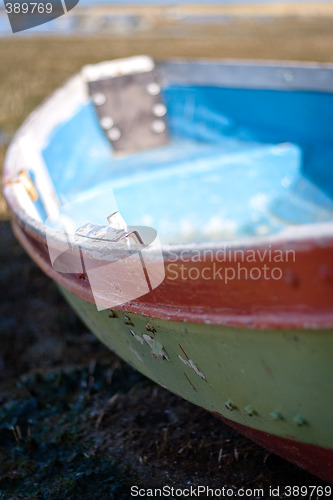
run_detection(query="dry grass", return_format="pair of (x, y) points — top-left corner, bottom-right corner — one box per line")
(1, 17), (333, 134)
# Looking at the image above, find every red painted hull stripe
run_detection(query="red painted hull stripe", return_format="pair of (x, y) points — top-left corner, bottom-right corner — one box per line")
(12, 217), (333, 329)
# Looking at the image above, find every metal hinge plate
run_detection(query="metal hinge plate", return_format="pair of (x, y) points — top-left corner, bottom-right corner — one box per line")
(82, 56), (169, 154)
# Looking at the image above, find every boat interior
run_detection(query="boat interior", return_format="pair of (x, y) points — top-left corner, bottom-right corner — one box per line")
(6, 57), (333, 245)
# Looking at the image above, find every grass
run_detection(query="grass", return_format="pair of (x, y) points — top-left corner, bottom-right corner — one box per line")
(0, 17), (333, 136)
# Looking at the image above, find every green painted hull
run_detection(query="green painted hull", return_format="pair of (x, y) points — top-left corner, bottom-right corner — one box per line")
(60, 286), (333, 455)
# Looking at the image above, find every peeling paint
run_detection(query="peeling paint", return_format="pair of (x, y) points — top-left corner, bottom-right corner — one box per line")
(225, 400), (237, 411)
(130, 329), (144, 345)
(124, 315), (134, 326)
(108, 310), (119, 319)
(143, 334), (169, 360)
(178, 355), (207, 381)
(244, 405), (257, 417)
(270, 410), (283, 421)
(294, 414), (306, 426)
(145, 322), (156, 334)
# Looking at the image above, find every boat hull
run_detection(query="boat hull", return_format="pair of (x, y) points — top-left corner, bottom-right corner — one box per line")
(60, 285), (333, 483)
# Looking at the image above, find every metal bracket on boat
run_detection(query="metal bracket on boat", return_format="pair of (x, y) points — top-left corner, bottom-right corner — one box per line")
(82, 56), (169, 154)
(75, 211), (144, 246)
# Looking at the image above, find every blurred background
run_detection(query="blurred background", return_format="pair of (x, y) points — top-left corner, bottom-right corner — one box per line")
(0, 1), (333, 498)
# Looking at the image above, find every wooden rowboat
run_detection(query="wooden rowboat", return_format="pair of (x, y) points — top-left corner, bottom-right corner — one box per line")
(3, 57), (333, 482)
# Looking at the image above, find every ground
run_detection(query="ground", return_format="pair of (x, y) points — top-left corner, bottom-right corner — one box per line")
(1, 15), (333, 499)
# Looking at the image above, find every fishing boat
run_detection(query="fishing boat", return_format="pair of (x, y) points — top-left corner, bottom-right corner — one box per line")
(3, 56), (333, 483)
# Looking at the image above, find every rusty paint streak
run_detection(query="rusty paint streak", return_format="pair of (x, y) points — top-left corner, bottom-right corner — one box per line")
(184, 372), (197, 392)
(179, 344), (189, 360)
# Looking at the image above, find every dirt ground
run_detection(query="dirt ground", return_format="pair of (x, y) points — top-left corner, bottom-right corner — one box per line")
(1, 15), (333, 499)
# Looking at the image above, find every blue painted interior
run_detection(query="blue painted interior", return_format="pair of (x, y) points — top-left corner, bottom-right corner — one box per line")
(41, 84), (333, 244)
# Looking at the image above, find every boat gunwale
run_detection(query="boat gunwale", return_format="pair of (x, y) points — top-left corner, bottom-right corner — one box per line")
(8, 213), (333, 330)
(157, 58), (333, 93)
